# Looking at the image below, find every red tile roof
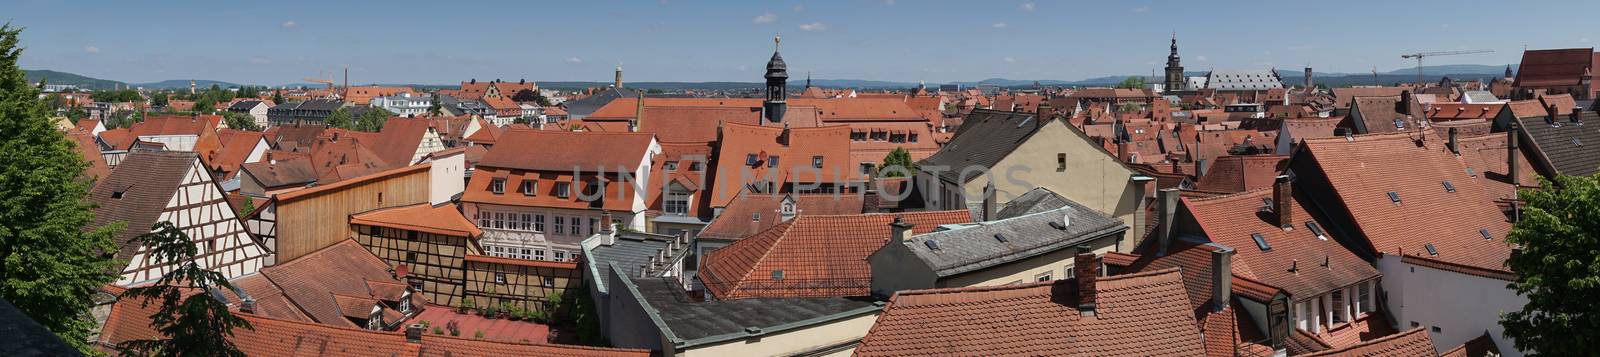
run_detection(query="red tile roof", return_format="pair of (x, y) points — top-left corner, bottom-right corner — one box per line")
(344, 86), (416, 105)
(98, 294), (649, 357)
(1195, 155), (1287, 193)
(477, 129), (655, 172)
(407, 305), (549, 344)
(699, 210), (970, 299)
(259, 239), (409, 328)
(204, 129), (267, 179)
(1514, 48), (1595, 88)
(1424, 103), (1503, 122)
(1297, 132), (1514, 272)
(351, 203), (482, 237)
(853, 268), (1206, 356)
(129, 115), (221, 138)
(584, 106), (764, 143)
(696, 191), (865, 241)
(66, 131), (111, 181)
(586, 97), (924, 123)
(1300, 327), (1436, 357)
(1182, 189), (1381, 301)
(709, 123), (861, 207)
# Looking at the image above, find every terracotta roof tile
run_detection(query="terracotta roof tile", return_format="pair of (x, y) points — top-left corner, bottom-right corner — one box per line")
(1195, 155), (1287, 193)
(696, 191), (865, 241)
(699, 210), (970, 299)
(1182, 189), (1381, 301)
(259, 240), (406, 327)
(853, 268), (1207, 356)
(1514, 48), (1595, 88)
(1300, 327), (1436, 357)
(709, 123), (861, 207)
(351, 203), (482, 237)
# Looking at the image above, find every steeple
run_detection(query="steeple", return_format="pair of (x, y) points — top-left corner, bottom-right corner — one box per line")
(805, 71), (812, 89)
(1163, 33), (1185, 92)
(615, 65), (624, 88)
(1505, 64), (1514, 79)
(764, 35), (789, 123)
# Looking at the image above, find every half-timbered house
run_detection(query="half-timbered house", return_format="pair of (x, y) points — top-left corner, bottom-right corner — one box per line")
(351, 202), (482, 306)
(90, 150), (270, 285)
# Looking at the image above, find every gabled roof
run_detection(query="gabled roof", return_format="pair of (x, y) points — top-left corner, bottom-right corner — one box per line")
(918, 109), (1052, 184)
(1182, 189), (1381, 301)
(1330, 87), (1408, 109)
(370, 117), (433, 166)
(351, 203), (482, 237)
(564, 87), (641, 118)
(258, 239), (407, 328)
(1296, 132), (1514, 272)
(1206, 70), (1284, 91)
(905, 197), (1126, 278)
(699, 210), (971, 299)
(205, 129), (267, 178)
(1195, 155), (1287, 193)
(1514, 48), (1595, 88)
(241, 156), (319, 189)
(477, 129), (654, 172)
(88, 151), (202, 266)
(129, 115), (221, 138)
(992, 186), (1074, 219)
(1439, 331), (1501, 357)
(1349, 96), (1425, 134)
(696, 191), (865, 241)
(709, 123), (859, 207)
(66, 130), (111, 181)
(1515, 109), (1600, 177)
(853, 269), (1207, 356)
(1300, 327), (1437, 357)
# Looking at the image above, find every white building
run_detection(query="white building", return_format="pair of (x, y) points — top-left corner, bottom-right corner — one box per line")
(370, 93), (433, 117)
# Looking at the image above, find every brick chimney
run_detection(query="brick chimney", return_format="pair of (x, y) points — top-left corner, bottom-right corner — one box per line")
(1075, 245), (1098, 316)
(1508, 121), (1522, 222)
(1572, 107), (1584, 124)
(1398, 91), (1413, 115)
(1038, 100), (1055, 119)
(1157, 188), (1180, 255)
(1546, 104), (1558, 124)
(1210, 246), (1234, 312)
(1447, 127), (1459, 154)
(891, 217), (914, 242)
(1273, 175), (1292, 229)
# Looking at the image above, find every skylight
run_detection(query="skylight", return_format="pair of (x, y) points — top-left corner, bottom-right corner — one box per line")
(1048, 221), (1067, 230)
(771, 269), (784, 280)
(1480, 228), (1493, 240)
(1305, 221), (1326, 240)
(1465, 167), (1477, 177)
(924, 240), (941, 251)
(1442, 180), (1456, 193)
(1424, 243), (1438, 256)
(1387, 191), (1401, 203)
(993, 233), (1008, 243)
(1250, 233), (1270, 251)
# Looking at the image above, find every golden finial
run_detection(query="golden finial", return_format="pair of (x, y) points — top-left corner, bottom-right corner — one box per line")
(775, 35), (781, 50)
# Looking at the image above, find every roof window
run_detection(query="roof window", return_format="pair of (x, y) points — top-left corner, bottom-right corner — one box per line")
(1424, 243), (1438, 256)
(1250, 233), (1270, 251)
(1442, 180), (1456, 193)
(1387, 191), (1401, 203)
(746, 154), (758, 166)
(993, 233), (1008, 243)
(924, 240), (941, 251)
(1305, 221), (1327, 240)
(771, 269), (784, 280)
(1479, 228), (1493, 240)
(1465, 167), (1477, 177)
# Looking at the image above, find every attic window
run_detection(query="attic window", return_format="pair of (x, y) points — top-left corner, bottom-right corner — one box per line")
(1479, 228), (1493, 240)
(1424, 243), (1438, 256)
(1305, 221), (1327, 240)
(663, 161), (679, 171)
(1393, 119), (1405, 129)
(1250, 233), (1271, 251)
(1465, 167), (1477, 177)
(1442, 180), (1456, 193)
(1387, 191), (1401, 204)
(771, 269), (784, 280)
(924, 240), (941, 251)
(490, 178), (506, 194)
(521, 181), (536, 196)
(111, 191), (125, 199)
(751, 212), (761, 221)
(767, 156), (781, 168)
(993, 233), (1008, 243)
(812, 156), (824, 169)
(1049, 221), (1067, 230)
(746, 154), (759, 166)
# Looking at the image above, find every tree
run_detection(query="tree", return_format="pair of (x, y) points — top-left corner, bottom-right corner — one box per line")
(325, 108), (353, 129)
(115, 222), (253, 357)
(150, 92), (170, 108)
(1115, 76), (1147, 89)
(510, 89), (540, 102)
(354, 107), (394, 132)
(1501, 175), (1600, 355)
(270, 91), (285, 105)
(221, 111), (261, 131)
(428, 97), (442, 116)
(878, 147), (917, 177)
(0, 23), (121, 354)
(194, 99), (215, 113)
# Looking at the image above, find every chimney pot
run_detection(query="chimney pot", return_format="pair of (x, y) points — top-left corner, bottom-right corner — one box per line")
(1075, 245), (1099, 316)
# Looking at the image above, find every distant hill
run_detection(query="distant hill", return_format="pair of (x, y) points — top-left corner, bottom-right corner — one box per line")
(133, 79), (244, 90)
(23, 70), (127, 90)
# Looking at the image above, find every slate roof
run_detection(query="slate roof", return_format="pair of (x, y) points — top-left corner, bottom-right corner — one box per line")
(564, 87), (641, 118)
(905, 197), (1126, 278)
(623, 276), (877, 343)
(98, 291), (649, 357)
(1181, 189), (1381, 301)
(918, 109), (1050, 184)
(1300, 327), (1437, 357)
(699, 210), (971, 299)
(1515, 109), (1600, 177)
(0, 296), (79, 357)
(585, 231), (685, 293)
(88, 151), (200, 267)
(852, 268), (1207, 356)
(228, 100), (264, 111)
(1296, 132), (1515, 272)
(991, 187), (1073, 220)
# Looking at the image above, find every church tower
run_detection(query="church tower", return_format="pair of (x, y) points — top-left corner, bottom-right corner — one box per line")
(764, 35), (789, 123)
(1164, 34), (1185, 92)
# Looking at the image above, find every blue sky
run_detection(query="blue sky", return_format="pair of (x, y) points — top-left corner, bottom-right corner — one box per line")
(5, 0), (1598, 85)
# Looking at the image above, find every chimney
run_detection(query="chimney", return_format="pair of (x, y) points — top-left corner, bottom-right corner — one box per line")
(1508, 121), (1521, 222)
(1571, 107), (1584, 124)
(1273, 175), (1292, 229)
(1157, 188), (1179, 255)
(630, 91), (644, 132)
(405, 324), (425, 343)
(239, 297), (257, 314)
(1194, 159), (1209, 178)
(1038, 100), (1055, 119)
(1447, 127), (1459, 154)
(1116, 141), (1130, 162)
(981, 181), (997, 222)
(1546, 104), (1558, 124)
(1210, 247), (1235, 311)
(1398, 91), (1412, 115)
(1075, 245), (1098, 316)
(891, 217), (914, 242)
(615, 66), (624, 89)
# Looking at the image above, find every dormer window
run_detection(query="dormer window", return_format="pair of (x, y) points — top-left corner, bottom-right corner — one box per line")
(767, 155), (781, 168)
(554, 182), (571, 199)
(746, 154), (759, 166)
(1393, 119), (1405, 129)
(812, 156), (824, 169)
(520, 180), (536, 196)
(490, 178), (506, 194)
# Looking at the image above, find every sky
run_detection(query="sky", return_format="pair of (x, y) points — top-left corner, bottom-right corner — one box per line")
(5, 0), (1599, 86)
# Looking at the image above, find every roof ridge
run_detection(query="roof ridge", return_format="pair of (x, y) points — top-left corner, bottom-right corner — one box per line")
(1184, 187), (1273, 204)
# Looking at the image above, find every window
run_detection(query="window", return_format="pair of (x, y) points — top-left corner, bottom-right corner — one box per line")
(1424, 243), (1438, 256)
(1034, 271), (1053, 282)
(588, 218), (598, 235)
(767, 155), (781, 168)
(909, 133), (918, 142)
(406, 252), (417, 262)
(1331, 289), (1346, 324)
(490, 178), (506, 194)
(555, 250), (567, 261)
(1064, 265), (1076, 279)
(746, 154), (759, 166)
(1250, 233), (1271, 251)
(1387, 191), (1401, 203)
(752, 212), (761, 221)
(554, 182), (571, 198)
(554, 216), (565, 235)
(493, 212), (504, 229)
(663, 161), (679, 171)
(1432, 326), (1442, 333)
(812, 156), (824, 169)
(1442, 180), (1456, 193)
(1357, 282), (1372, 314)
(542, 277), (556, 287)
(1393, 119), (1405, 129)
(494, 273), (506, 284)
(1057, 153), (1067, 172)
(569, 216), (580, 235)
(534, 249), (546, 260)
(1306, 221), (1327, 240)
(1465, 167), (1477, 177)
(519, 248), (531, 260)
(688, 162), (703, 171)
(1480, 228), (1493, 240)
(860, 163), (875, 175)
(521, 180), (536, 196)
(666, 190), (690, 215)
(477, 211), (489, 227)
(534, 215), (546, 232)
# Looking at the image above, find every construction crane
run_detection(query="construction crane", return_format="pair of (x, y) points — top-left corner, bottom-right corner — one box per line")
(303, 77), (335, 93)
(1400, 49), (1493, 86)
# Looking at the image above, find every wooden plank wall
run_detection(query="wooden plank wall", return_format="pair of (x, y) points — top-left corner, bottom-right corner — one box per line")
(273, 169), (430, 262)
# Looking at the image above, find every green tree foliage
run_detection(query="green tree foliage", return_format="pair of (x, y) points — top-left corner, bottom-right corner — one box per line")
(510, 89), (539, 102)
(115, 222), (253, 357)
(0, 23), (121, 354)
(354, 107), (394, 132)
(428, 97), (442, 115)
(149, 92), (169, 108)
(878, 147), (917, 177)
(1501, 175), (1600, 355)
(325, 108), (353, 129)
(221, 111), (261, 131)
(270, 91), (285, 105)
(1115, 76), (1147, 89)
